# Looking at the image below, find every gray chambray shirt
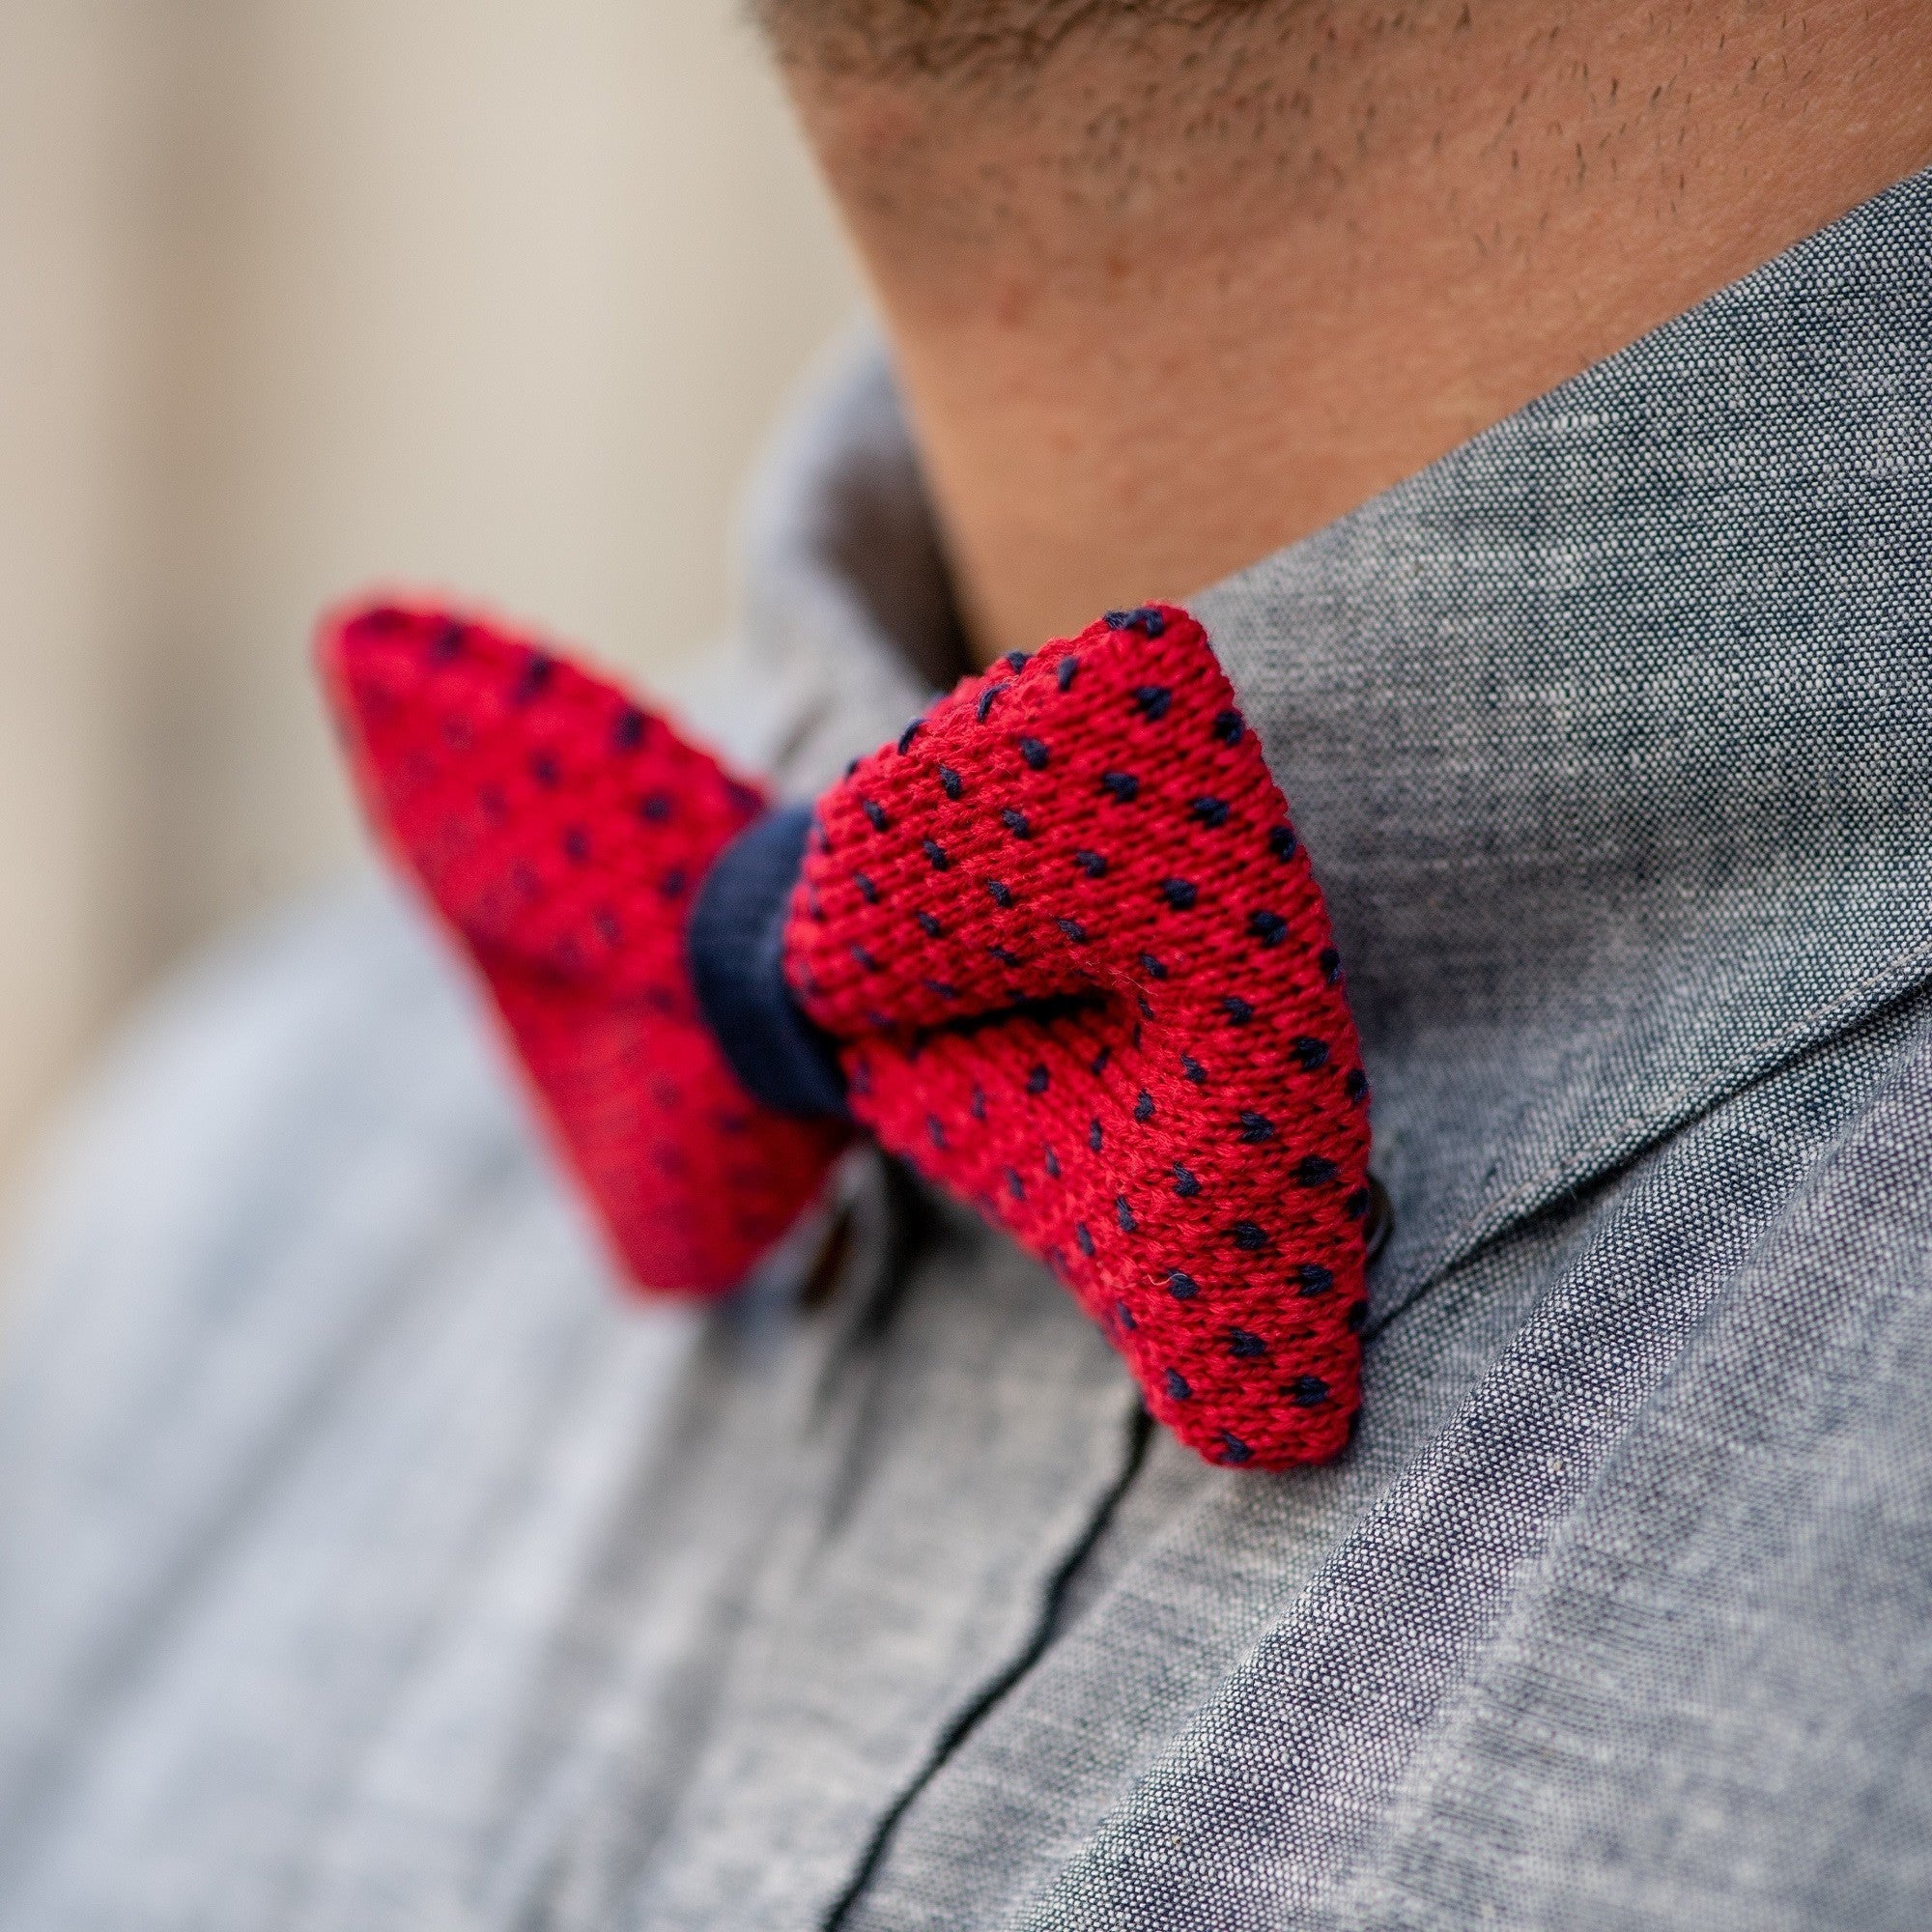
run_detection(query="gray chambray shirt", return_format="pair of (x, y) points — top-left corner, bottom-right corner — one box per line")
(4, 166), (1932, 1932)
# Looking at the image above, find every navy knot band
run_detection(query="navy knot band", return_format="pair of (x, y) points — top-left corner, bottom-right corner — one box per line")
(688, 802), (851, 1121)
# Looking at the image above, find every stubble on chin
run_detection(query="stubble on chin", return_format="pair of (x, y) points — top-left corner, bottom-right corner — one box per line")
(751, 0), (1293, 82)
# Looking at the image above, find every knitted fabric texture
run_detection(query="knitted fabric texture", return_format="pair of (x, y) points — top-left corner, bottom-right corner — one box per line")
(320, 600), (1373, 1468)
(320, 605), (851, 1294)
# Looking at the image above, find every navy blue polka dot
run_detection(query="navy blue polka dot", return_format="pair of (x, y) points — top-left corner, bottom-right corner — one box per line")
(513, 655), (554, 704)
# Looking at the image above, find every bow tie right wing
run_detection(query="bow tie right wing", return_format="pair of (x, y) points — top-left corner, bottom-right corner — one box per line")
(788, 608), (1374, 1469)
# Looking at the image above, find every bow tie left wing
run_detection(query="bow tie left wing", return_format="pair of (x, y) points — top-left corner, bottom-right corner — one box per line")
(319, 599), (849, 1293)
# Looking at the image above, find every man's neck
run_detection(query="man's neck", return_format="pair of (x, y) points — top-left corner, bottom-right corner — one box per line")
(780, 0), (1932, 662)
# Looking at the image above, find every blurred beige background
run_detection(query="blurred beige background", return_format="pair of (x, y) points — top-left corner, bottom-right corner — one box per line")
(0, 1), (861, 1185)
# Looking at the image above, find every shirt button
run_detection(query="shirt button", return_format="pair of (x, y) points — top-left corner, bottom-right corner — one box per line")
(1363, 1176), (1394, 1265)
(797, 1203), (856, 1312)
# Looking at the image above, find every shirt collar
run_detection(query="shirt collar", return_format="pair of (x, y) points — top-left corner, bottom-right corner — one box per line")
(685, 164), (1932, 1310)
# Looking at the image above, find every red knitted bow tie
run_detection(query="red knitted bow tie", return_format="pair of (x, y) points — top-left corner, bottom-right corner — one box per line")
(320, 598), (1378, 1469)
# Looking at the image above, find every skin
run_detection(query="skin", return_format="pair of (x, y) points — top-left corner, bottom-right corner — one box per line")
(762, 2), (1932, 662)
